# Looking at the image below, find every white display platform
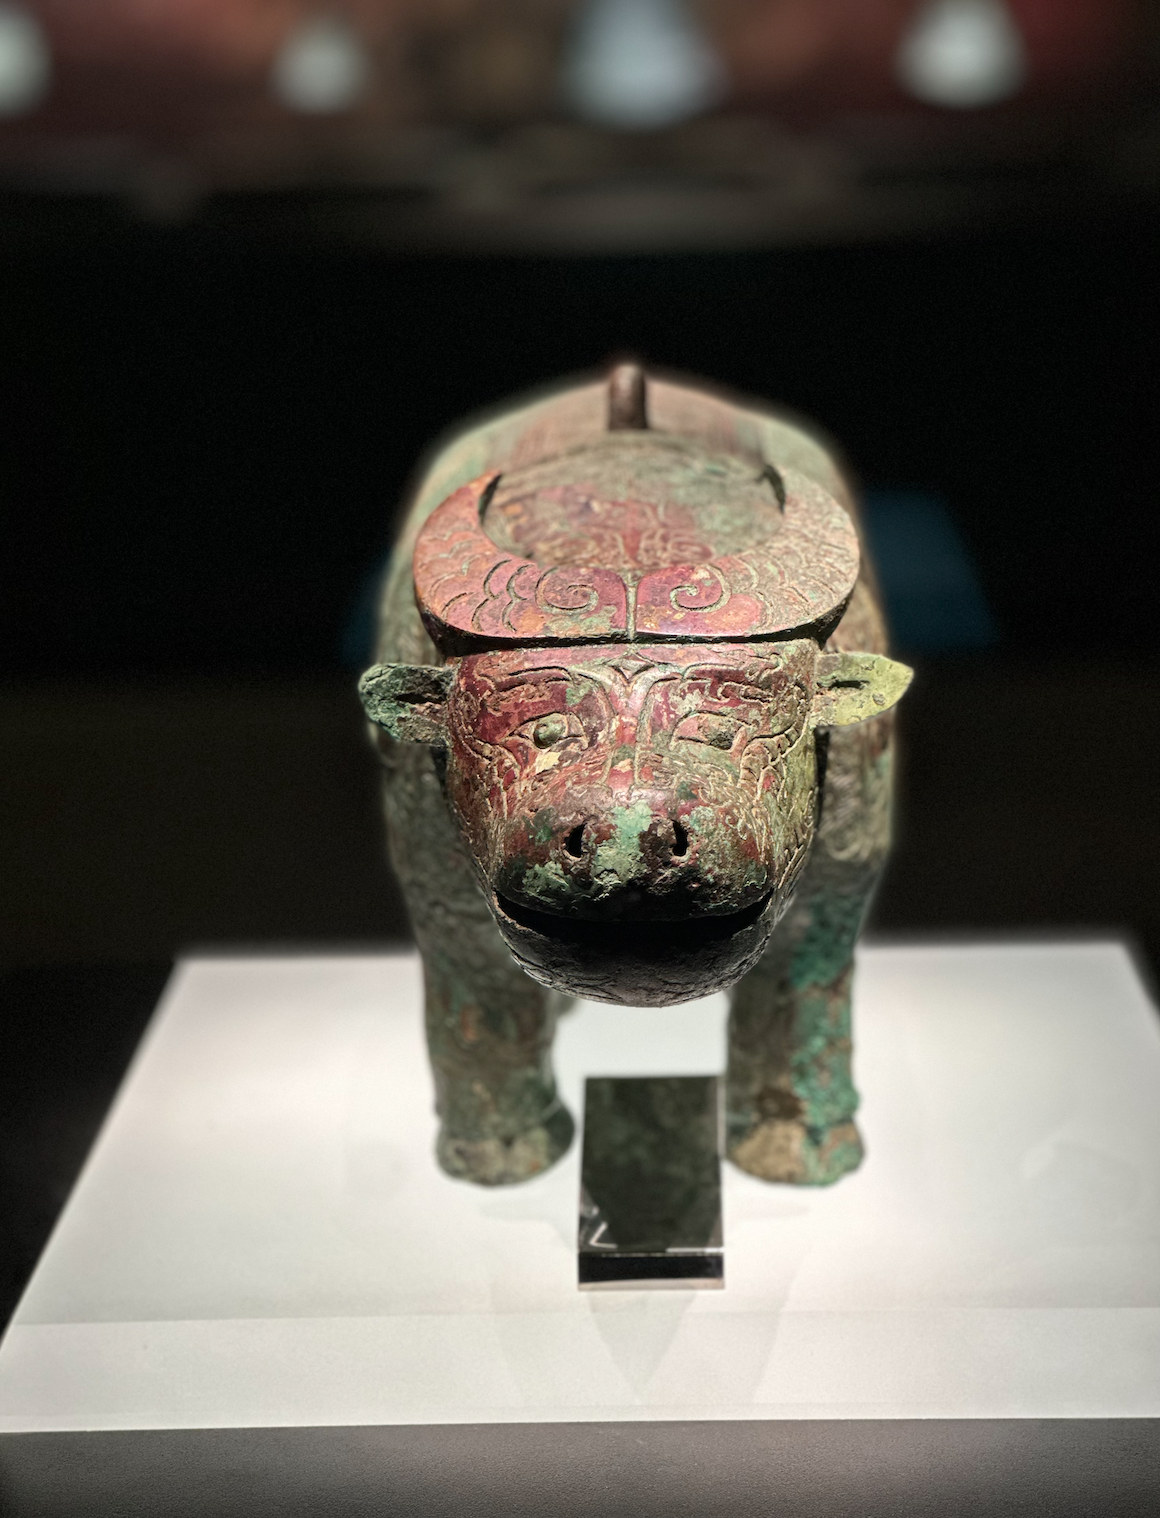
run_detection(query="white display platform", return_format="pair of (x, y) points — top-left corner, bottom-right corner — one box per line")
(2, 942), (1159, 1432)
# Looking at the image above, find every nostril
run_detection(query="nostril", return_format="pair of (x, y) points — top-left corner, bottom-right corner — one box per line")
(564, 823), (586, 859)
(671, 818), (689, 859)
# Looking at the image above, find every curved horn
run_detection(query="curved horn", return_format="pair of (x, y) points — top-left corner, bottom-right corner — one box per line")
(412, 469), (859, 649)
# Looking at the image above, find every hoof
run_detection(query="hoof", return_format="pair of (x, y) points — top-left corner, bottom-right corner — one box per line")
(437, 1103), (574, 1186)
(728, 1118), (863, 1185)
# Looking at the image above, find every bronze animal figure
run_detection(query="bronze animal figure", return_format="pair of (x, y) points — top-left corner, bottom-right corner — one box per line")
(361, 366), (911, 1187)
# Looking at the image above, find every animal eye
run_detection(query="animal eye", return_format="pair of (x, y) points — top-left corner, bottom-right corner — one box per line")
(674, 713), (742, 750)
(514, 712), (580, 748)
(533, 714), (569, 747)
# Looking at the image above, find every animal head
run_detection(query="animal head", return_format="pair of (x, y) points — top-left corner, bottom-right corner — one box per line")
(360, 640), (910, 1005)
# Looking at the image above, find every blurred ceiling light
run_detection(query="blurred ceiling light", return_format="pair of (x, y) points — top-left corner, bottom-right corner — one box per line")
(897, 0), (1026, 108)
(563, 0), (725, 130)
(271, 14), (371, 114)
(0, 3), (50, 116)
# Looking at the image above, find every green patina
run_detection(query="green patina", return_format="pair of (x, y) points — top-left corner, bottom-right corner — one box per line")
(418, 933), (574, 1185)
(788, 892), (869, 991)
(591, 798), (654, 883)
(517, 858), (572, 908)
(425, 949), (560, 1135)
(530, 810), (557, 847)
(534, 714), (570, 745)
(686, 804), (767, 898)
(686, 804), (718, 838)
(787, 976), (858, 1130)
(796, 1124), (864, 1186)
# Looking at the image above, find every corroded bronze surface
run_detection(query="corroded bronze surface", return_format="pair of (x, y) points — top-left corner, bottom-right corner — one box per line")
(362, 365), (911, 1188)
(412, 449), (859, 647)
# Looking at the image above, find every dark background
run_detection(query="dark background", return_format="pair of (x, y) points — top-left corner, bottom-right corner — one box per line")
(2, 202), (1159, 1324)
(4, 211), (1158, 681)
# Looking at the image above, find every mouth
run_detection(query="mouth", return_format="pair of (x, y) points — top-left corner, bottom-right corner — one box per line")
(491, 891), (775, 1006)
(495, 892), (772, 949)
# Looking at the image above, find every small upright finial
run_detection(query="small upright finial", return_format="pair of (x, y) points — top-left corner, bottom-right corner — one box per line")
(608, 363), (648, 430)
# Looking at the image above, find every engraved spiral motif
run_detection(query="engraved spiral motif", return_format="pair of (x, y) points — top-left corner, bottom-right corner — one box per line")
(668, 566), (730, 614)
(536, 568), (603, 614)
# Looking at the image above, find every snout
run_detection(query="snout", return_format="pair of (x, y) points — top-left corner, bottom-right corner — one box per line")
(556, 802), (691, 909)
(484, 792), (785, 1005)
(561, 809), (689, 868)
(491, 793), (772, 925)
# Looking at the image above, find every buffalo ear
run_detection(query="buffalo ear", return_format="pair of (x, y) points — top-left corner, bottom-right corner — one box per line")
(814, 652), (913, 727)
(359, 663), (453, 746)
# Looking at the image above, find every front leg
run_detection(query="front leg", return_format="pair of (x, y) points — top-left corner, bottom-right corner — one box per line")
(725, 716), (893, 1184)
(421, 911), (574, 1187)
(724, 894), (868, 1184)
(383, 739), (574, 1186)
